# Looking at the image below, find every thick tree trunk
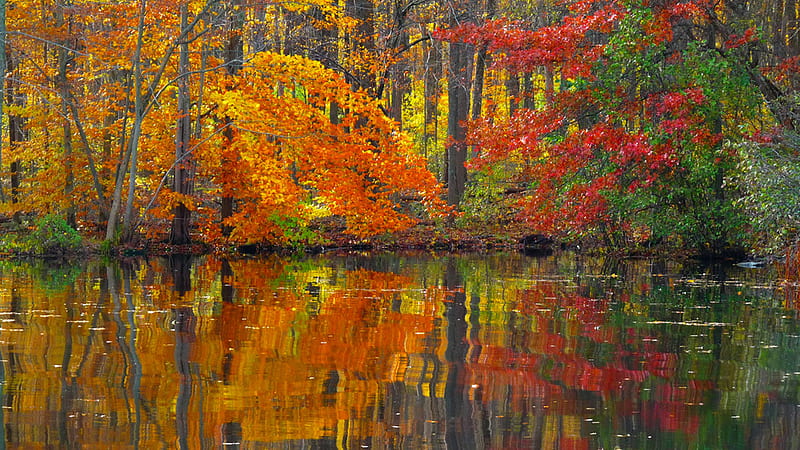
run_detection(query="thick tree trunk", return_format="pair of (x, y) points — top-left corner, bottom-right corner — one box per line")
(221, 0), (244, 238)
(506, 72), (519, 117)
(170, 4), (193, 245)
(522, 72), (535, 109)
(446, 40), (473, 207)
(544, 65), (554, 105)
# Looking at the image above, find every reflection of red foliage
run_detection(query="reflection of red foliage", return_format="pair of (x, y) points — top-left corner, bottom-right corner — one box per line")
(460, 269), (723, 446)
(642, 400), (700, 435)
(644, 352), (679, 379)
(656, 380), (714, 405)
(468, 364), (562, 404)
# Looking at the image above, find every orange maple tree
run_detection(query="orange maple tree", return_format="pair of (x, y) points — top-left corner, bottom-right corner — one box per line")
(0, 0), (447, 245)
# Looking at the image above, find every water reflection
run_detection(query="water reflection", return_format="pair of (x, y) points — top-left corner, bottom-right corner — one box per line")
(0, 253), (795, 448)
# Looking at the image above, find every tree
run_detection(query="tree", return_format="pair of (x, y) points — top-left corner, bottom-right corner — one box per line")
(169, 3), (194, 245)
(197, 51), (446, 242)
(437, 0), (785, 253)
(445, 3), (475, 207)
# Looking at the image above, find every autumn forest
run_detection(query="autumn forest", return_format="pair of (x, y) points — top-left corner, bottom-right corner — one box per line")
(1, 0), (799, 256)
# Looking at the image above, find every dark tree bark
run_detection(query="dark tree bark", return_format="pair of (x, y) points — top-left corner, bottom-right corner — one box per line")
(442, 258), (475, 448)
(447, 38), (473, 207)
(170, 4), (194, 245)
(471, 0), (496, 120)
(446, 2), (477, 208)
(57, 33), (76, 227)
(423, 38), (443, 163)
(346, 0), (376, 93)
(0, 0), (6, 203)
(506, 72), (519, 117)
(389, 31), (409, 125)
(6, 49), (23, 223)
(221, 0), (244, 238)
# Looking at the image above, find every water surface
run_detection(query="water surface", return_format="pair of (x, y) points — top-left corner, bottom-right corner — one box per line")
(0, 252), (796, 448)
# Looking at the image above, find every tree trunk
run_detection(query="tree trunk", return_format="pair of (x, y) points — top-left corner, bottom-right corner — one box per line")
(471, 0), (495, 120)
(544, 65), (554, 105)
(107, 0), (147, 242)
(506, 72), (519, 117)
(423, 38), (442, 164)
(471, 45), (488, 120)
(446, 40), (473, 207)
(6, 49), (22, 223)
(221, 0), (244, 238)
(523, 72), (535, 109)
(105, 0), (210, 242)
(0, 0), (6, 203)
(788, 0), (799, 55)
(56, 3), (76, 227)
(389, 31), (409, 125)
(170, 4), (193, 245)
(346, 0), (376, 93)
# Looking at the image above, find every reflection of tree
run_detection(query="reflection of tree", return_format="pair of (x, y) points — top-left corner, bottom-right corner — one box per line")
(107, 262), (144, 447)
(218, 258), (243, 446)
(169, 254), (195, 450)
(58, 282), (77, 445)
(219, 259), (242, 386)
(443, 257), (477, 448)
(0, 254), (795, 447)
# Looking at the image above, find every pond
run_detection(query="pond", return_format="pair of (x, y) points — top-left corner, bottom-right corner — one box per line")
(0, 252), (796, 448)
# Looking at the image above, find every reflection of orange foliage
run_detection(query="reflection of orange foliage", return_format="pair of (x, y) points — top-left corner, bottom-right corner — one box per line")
(0, 255), (753, 448)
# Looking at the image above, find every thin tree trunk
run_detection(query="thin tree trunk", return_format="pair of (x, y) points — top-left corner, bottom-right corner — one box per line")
(389, 32), (409, 125)
(0, 0), (6, 203)
(107, 0), (147, 242)
(121, 0), (147, 240)
(423, 37), (441, 165)
(471, 0), (495, 120)
(6, 49), (22, 223)
(105, 0), (211, 242)
(56, 2), (75, 227)
(346, 0), (376, 93)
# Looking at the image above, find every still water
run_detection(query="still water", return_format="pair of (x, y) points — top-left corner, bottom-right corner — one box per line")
(0, 252), (796, 448)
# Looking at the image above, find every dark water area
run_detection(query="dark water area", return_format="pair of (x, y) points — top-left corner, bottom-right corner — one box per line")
(0, 252), (797, 448)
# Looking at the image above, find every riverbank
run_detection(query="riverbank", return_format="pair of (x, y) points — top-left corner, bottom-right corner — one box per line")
(115, 220), (536, 257)
(0, 214), (760, 261)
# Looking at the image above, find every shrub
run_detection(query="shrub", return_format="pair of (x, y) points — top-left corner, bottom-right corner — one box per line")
(24, 215), (84, 256)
